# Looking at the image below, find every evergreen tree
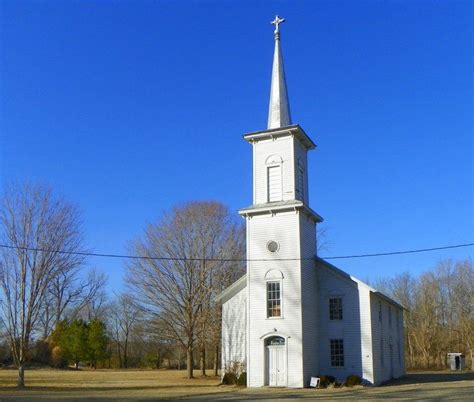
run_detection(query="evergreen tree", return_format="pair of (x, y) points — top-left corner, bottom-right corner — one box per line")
(50, 320), (68, 346)
(62, 319), (89, 369)
(88, 319), (109, 369)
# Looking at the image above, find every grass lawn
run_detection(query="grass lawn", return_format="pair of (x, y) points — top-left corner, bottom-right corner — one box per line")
(0, 369), (227, 400)
(0, 369), (472, 400)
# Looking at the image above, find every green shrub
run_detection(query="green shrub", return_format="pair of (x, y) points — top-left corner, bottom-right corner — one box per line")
(222, 372), (238, 385)
(237, 372), (247, 386)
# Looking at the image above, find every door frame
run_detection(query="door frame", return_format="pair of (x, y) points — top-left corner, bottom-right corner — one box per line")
(263, 334), (288, 387)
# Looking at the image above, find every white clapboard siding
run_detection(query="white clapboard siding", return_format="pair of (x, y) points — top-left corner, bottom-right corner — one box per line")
(246, 211), (304, 388)
(222, 286), (247, 374)
(370, 295), (405, 385)
(267, 166), (282, 201)
(296, 167), (304, 200)
(253, 137), (295, 205)
(300, 213), (319, 385)
(224, 118), (407, 389)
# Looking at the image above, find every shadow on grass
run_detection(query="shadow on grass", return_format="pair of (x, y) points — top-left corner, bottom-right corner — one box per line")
(0, 384), (222, 392)
(174, 382), (474, 401)
(383, 371), (474, 386)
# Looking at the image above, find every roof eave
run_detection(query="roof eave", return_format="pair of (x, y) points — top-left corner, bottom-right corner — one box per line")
(243, 124), (316, 150)
(215, 274), (247, 303)
(239, 202), (323, 223)
(315, 256), (407, 311)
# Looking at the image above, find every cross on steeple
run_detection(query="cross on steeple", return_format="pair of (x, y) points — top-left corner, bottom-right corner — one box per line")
(271, 15), (285, 35)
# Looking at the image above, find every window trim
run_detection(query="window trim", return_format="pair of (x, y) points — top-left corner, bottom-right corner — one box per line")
(266, 280), (283, 319)
(329, 339), (345, 368)
(328, 296), (343, 321)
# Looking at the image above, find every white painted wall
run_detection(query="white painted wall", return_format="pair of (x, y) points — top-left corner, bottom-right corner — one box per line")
(358, 286), (375, 384)
(293, 139), (309, 205)
(300, 214), (319, 385)
(221, 286), (247, 374)
(223, 259), (406, 387)
(317, 264), (366, 383)
(370, 294), (405, 384)
(246, 211), (304, 387)
(252, 136), (296, 204)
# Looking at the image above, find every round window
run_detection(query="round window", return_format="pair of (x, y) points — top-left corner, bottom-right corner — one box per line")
(267, 240), (279, 253)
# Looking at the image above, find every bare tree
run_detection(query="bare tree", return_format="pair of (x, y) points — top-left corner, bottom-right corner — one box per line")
(450, 259), (473, 368)
(0, 183), (85, 386)
(316, 225), (331, 255)
(126, 201), (245, 378)
(376, 259), (474, 370)
(41, 268), (107, 337)
(78, 287), (108, 322)
(110, 293), (141, 368)
(197, 223), (245, 376)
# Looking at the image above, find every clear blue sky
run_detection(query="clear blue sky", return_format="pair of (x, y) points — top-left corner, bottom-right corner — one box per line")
(1, 1), (472, 291)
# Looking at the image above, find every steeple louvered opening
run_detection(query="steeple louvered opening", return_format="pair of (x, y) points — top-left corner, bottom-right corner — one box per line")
(267, 165), (282, 202)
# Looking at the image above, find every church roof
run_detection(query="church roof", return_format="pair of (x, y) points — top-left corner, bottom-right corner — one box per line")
(216, 259), (406, 311)
(215, 274), (247, 304)
(315, 257), (407, 311)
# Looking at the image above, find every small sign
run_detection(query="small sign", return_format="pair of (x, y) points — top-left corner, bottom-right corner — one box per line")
(310, 377), (320, 388)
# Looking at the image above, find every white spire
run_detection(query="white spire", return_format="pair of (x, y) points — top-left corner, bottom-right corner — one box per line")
(267, 15), (292, 129)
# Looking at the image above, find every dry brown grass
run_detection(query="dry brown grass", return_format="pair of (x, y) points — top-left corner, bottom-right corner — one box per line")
(0, 369), (472, 401)
(0, 369), (230, 400)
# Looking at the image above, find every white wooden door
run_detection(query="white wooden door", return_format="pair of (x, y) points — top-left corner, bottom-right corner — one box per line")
(267, 345), (286, 386)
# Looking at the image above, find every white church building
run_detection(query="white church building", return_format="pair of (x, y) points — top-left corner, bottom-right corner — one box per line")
(218, 17), (405, 387)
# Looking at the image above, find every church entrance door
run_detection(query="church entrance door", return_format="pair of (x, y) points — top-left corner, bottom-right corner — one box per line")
(266, 336), (286, 387)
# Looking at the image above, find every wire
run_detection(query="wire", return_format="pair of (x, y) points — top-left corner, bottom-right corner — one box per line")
(322, 243), (474, 260)
(0, 242), (472, 262)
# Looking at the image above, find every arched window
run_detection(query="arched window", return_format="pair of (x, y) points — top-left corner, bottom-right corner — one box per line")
(264, 269), (284, 280)
(265, 336), (285, 346)
(265, 155), (282, 202)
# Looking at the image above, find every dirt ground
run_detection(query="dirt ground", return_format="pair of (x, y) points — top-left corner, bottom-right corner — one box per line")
(0, 369), (472, 401)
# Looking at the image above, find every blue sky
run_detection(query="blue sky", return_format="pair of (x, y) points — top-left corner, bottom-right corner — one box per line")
(1, 1), (472, 291)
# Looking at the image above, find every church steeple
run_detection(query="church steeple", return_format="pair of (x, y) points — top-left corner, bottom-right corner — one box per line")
(267, 15), (292, 129)
(239, 15), (321, 224)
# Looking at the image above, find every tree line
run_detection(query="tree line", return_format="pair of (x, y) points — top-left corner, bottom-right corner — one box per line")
(374, 258), (473, 370)
(0, 182), (244, 386)
(0, 182), (472, 387)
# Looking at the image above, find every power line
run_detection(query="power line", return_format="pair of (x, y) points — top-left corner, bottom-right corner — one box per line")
(0, 242), (472, 262)
(323, 243), (474, 260)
